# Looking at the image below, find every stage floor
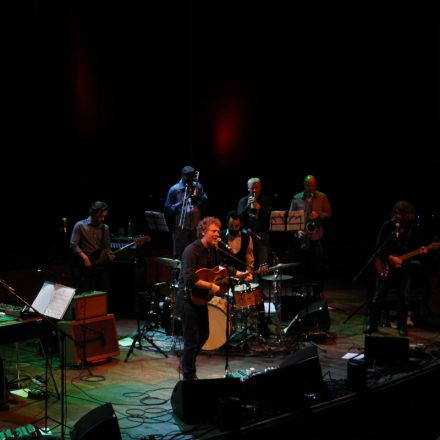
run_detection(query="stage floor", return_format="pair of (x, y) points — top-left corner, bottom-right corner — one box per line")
(1, 278), (440, 439)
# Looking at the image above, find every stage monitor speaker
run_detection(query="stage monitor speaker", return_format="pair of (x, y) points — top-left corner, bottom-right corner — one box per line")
(241, 361), (309, 413)
(364, 335), (409, 366)
(171, 378), (241, 424)
(283, 300), (331, 335)
(70, 403), (122, 440)
(279, 344), (328, 399)
(58, 314), (120, 366)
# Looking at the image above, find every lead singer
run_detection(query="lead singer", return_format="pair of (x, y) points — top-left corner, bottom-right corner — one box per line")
(176, 216), (252, 380)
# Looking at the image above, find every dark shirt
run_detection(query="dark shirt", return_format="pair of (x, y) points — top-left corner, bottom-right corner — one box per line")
(70, 217), (111, 257)
(237, 194), (272, 234)
(376, 219), (423, 263)
(178, 240), (236, 299)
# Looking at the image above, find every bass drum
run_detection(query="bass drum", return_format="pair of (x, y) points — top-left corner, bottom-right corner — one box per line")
(202, 297), (232, 351)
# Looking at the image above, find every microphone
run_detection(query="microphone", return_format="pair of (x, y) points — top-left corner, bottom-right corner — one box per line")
(217, 238), (232, 251)
(62, 217), (67, 235)
(394, 222), (400, 238)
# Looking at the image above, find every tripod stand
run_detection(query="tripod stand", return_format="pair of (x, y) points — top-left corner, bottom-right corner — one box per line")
(124, 287), (168, 362)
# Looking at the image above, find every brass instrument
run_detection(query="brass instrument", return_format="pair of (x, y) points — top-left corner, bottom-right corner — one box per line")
(178, 171), (200, 229)
(300, 194), (314, 250)
(248, 189), (258, 219)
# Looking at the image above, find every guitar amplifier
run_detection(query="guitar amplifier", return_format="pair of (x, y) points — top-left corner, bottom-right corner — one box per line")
(64, 291), (107, 321)
(57, 314), (120, 366)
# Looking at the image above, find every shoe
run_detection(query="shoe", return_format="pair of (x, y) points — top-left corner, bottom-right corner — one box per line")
(398, 327), (408, 337)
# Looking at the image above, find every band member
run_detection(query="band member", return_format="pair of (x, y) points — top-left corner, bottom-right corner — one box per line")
(176, 217), (252, 380)
(164, 165), (208, 260)
(70, 201), (115, 293)
(220, 211), (254, 272)
(290, 175), (331, 298)
(237, 177), (272, 269)
(366, 201), (427, 336)
(220, 211), (270, 338)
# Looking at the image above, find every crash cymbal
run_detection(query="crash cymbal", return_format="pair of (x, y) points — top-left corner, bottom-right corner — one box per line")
(153, 257), (181, 269)
(261, 274), (293, 282)
(268, 262), (301, 271)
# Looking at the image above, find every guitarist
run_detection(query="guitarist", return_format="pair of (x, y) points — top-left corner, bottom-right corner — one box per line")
(177, 216), (252, 381)
(366, 201), (427, 336)
(70, 201), (115, 294)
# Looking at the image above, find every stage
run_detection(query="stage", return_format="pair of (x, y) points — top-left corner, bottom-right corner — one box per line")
(1, 278), (440, 439)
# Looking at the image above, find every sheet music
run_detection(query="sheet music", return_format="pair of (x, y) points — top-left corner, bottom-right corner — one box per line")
(270, 211), (287, 231)
(32, 281), (76, 320)
(287, 210), (304, 231)
(144, 211), (169, 232)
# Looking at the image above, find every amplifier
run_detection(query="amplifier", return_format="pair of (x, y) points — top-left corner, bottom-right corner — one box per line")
(64, 291), (107, 321)
(57, 314), (120, 366)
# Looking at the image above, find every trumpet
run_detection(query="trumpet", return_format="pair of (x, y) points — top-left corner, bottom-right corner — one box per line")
(248, 189), (258, 218)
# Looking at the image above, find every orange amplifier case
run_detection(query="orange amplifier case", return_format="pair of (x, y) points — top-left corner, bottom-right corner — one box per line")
(57, 314), (120, 366)
(64, 291), (107, 321)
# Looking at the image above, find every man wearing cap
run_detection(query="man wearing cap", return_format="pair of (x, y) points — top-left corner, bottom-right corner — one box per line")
(165, 166), (208, 259)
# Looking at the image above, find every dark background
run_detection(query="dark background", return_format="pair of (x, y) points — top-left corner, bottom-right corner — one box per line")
(3, 2), (439, 282)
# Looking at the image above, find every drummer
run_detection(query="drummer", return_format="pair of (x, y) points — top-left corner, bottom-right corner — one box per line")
(220, 211), (269, 338)
(220, 211), (254, 273)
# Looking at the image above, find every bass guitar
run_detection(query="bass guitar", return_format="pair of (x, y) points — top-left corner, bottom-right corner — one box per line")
(374, 242), (440, 277)
(190, 264), (269, 305)
(72, 234), (151, 275)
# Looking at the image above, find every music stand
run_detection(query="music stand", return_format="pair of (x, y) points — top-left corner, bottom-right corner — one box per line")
(270, 210), (304, 232)
(0, 279), (75, 439)
(265, 213), (303, 325)
(144, 211), (169, 232)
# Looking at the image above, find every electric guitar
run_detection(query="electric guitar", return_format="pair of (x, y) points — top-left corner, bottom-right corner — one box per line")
(374, 242), (440, 277)
(72, 234), (151, 275)
(190, 264), (269, 305)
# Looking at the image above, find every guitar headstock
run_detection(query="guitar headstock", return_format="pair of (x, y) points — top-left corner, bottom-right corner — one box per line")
(429, 242), (440, 250)
(135, 234), (151, 246)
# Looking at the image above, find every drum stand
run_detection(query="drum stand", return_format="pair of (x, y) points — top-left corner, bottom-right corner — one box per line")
(124, 287), (168, 362)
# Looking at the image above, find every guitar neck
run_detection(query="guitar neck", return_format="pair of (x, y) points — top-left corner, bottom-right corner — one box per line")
(400, 243), (435, 262)
(113, 241), (136, 255)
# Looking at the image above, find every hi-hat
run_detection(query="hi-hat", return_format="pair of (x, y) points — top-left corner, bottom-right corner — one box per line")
(153, 257), (181, 269)
(261, 274), (293, 282)
(268, 262), (300, 271)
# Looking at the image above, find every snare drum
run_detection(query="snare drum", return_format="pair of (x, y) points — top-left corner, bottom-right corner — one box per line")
(202, 296), (232, 351)
(234, 283), (263, 308)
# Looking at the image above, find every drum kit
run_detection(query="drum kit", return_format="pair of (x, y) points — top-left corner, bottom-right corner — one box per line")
(153, 257), (301, 352)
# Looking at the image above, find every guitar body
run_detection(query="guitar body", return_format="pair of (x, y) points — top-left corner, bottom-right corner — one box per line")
(190, 266), (229, 305)
(374, 257), (390, 278)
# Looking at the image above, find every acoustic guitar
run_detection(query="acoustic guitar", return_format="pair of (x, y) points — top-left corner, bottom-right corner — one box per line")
(374, 242), (440, 277)
(191, 264), (269, 305)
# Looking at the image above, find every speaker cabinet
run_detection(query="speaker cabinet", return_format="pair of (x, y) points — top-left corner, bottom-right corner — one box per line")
(364, 335), (409, 366)
(279, 345), (327, 398)
(171, 378), (241, 424)
(283, 300), (331, 335)
(241, 362), (308, 412)
(70, 403), (121, 440)
(58, 314), (120, 366)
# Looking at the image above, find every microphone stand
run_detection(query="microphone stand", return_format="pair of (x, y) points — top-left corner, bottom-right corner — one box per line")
(0, 278), (73, 439)
(215, 246), (248, 377)
(344, 229), (396, 324)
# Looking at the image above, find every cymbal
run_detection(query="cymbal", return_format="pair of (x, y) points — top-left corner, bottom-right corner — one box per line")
(153, 257), (181, 269)
(268, 262), (301, 271)
(261, 274), (293, 282)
